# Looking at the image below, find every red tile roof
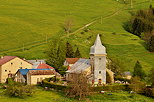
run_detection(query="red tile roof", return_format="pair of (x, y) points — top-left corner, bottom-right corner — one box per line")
(37, 63), (54, 69)
(66, 58), (80, 64)
(28, 70), (55, 75)
(0, 56), (16, 65)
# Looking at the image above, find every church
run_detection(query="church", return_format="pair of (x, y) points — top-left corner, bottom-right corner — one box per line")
(66, 34), (114, 85)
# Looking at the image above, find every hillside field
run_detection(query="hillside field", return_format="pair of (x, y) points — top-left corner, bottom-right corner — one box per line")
(0, 87), (154, 102)
(0, 0), (154, 73)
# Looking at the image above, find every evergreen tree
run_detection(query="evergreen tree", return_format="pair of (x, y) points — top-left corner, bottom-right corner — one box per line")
(74, 47), (81, 58)
(149, 35), (154, 52)
(133, 61), (146, 80)
(46, 40), (66, 73)
(66, 41), (74, 58)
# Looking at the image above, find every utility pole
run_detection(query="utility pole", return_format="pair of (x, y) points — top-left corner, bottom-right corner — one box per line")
(22, 43), (25, 52)
(46, 34), (48, 43)
(131, 0), (133, 8)
(100, 16), (102, 24)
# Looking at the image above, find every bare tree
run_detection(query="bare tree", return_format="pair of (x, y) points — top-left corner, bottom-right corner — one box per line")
(63, 19), (74, 34)
(66, 72), (91, 100)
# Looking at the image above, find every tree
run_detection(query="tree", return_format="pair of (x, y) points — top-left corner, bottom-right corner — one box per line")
(46, 40), (66, 73)
(5, 82), (34, 98)
(129, 76), (146, 94)
(149, 35), (154, 52)
(149, 68), (154, 87)
(66, 73), (91, 100)
(66, 41), (74, 58)
(63, 19), (73, 34)
(133, 61), (146, 80)
(74, 47), (81, 58)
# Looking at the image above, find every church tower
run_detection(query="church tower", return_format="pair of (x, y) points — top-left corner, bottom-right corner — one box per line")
(90, 34), (106, 84)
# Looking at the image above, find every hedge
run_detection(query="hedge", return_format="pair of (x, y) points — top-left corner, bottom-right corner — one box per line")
(93, 84), (130, 92)
(41, 80), (67, 91)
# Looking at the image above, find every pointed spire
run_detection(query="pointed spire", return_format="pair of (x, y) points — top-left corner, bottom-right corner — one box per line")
(90, 34), (106, 55)
(94, 34), (102, 46)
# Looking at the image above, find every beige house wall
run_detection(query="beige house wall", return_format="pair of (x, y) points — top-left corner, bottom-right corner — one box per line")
(0, 57), (32, 83)
(27, 74), (55, 85)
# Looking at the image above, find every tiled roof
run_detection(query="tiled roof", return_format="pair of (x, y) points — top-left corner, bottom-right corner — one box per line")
(0, 56), (16, 65)
(37, 63), (54, 69)
(19, 69), (51, 75)
(66, 58), (80, 64)
(28, 70), (55, 75)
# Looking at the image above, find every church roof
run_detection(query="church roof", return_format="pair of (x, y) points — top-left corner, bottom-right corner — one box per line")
(90, 34), (106, 55)
(66, 58), (90, 73)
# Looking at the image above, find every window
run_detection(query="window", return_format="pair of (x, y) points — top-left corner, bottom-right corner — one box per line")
(37, 78), (39, 82)
(99, 58), (101, 60)
(99, 71), (101, 74)
(21, 62), (22, 65)
(19, 67), (22, 69)
(9, 71), (11, 72)
(5, 70), (7, 72)
(11, 63), (13, 65)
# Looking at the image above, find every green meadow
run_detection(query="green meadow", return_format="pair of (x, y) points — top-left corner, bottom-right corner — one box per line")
(0, 0), (154, 73)
(0, 87), (154, 102)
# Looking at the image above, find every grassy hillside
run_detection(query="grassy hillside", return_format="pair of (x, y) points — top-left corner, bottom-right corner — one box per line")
(0, 87), (154, 102)
(0, 0), (154, 73)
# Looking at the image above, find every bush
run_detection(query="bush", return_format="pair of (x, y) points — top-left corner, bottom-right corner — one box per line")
(4, 83), (34, 98)
(42, 80), (67, 91)
(144, 87), (154, 97)
(93, 84), (130, 92)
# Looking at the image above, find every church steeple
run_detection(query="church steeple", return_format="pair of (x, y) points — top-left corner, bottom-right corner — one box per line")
(90, 34), (107, 85)
(90, 34), (106, 55)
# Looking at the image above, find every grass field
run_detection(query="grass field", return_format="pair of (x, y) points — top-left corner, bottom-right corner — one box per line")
(0, 87), (154, 102)
(0, 0), (154, 73)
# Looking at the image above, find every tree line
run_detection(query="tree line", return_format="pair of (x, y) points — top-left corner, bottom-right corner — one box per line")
(45, 40), (81, 75)
(124, 5), (154, 52)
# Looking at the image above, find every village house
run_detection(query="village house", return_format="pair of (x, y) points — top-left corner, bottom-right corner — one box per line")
(15, 69), (55, 85)
(66, 34), (114, 85)
(64, 58), (80, 70)
(0, 56), (32, 83)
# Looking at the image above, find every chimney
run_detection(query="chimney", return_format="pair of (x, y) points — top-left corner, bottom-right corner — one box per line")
(1, 56), (4, 59)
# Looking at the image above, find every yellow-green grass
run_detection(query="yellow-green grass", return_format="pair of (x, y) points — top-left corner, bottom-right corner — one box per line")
(0, 87), (154, 102)
(0, 0), (154, 73)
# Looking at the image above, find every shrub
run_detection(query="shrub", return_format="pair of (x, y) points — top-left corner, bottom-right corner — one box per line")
(4, 83), (34, 98)
(42, 80), (67, 91)
(144, 87), (154, 97)
(93, 84), (130, 92)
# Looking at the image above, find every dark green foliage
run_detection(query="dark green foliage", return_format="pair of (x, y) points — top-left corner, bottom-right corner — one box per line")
(133, 61), (146, 80)
(42, 79), (67, 91)
(46, 40), (66, 73)
(93, 84), (130, 92)
(149, 68), (154, 87)
(124, 5), (154, 37)
(74, 47), (81, 58)
(148, 35), (154, 52)
(4, 83), (34, 98)
(66, 41), (74, 58)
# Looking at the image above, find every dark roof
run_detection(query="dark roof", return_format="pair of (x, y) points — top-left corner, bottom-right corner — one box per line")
(0, 56), (16, 65)
(28, 70), (55, 75)
(19, 69), (51, 75)
(66, 58), (80, 64)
